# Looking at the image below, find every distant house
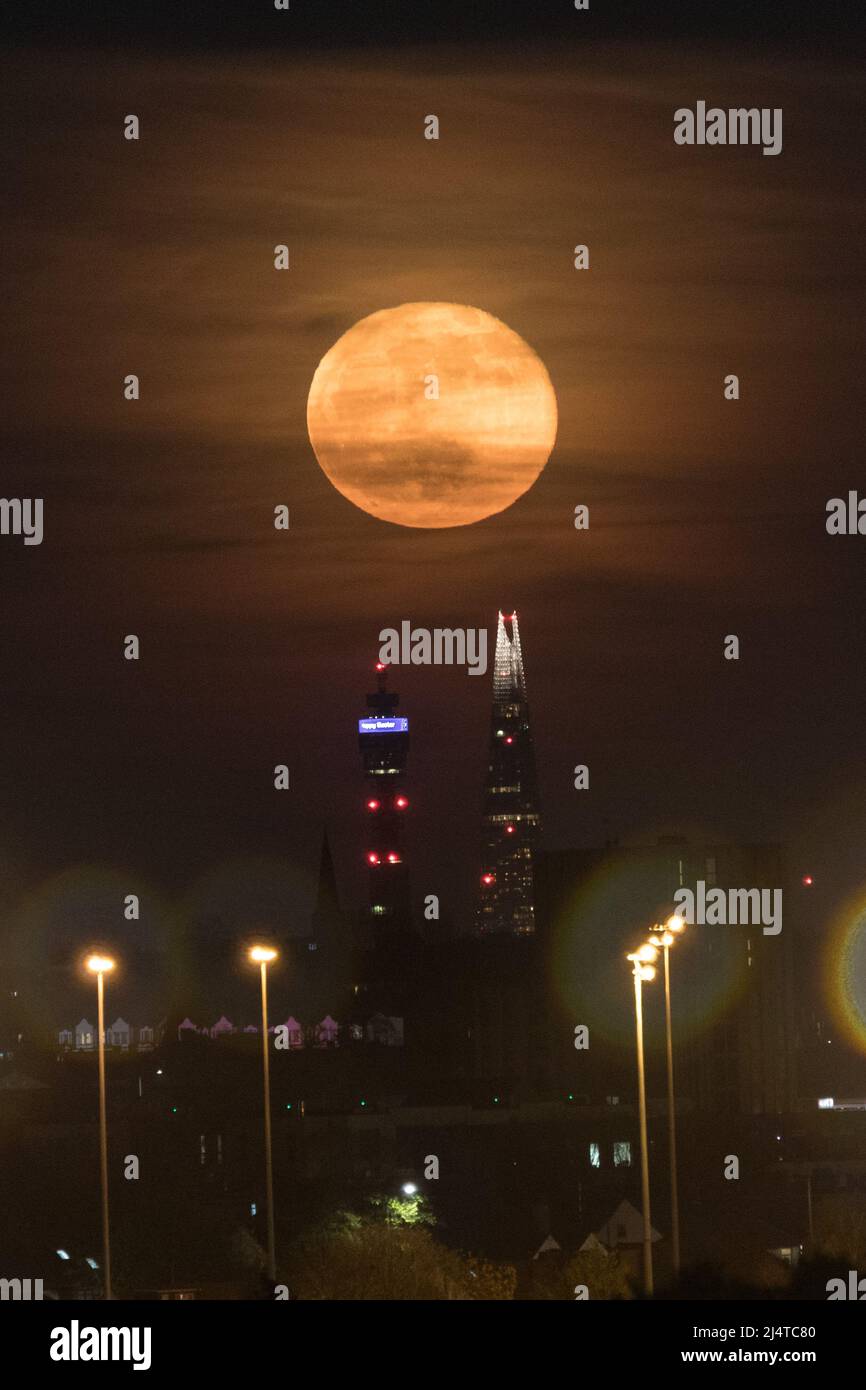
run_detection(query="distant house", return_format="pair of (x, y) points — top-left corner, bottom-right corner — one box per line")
(58, 1020), (157, 1052)
(107, 1018), (130, 1050)
(279, 1017), (304, 1048)
(315, 1015), (340, 1047)
(595, 1199), (661, 1251)
(210, 1016), (235, 1039)
(577, 1232), (608, 1255)
(366, 1013), (404, 1047)
(177, 1018), (199, 1041)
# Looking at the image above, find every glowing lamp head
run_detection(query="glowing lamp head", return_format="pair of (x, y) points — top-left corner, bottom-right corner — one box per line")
(654, 931), (675, 947)
(401, 1182), (417, 1196)
(636, 943), (658, 963)
(249, 946), (278, 964)
(85, 954), (115, 975)
(667, 914), (685, 933)
(638, 964), (656, 982)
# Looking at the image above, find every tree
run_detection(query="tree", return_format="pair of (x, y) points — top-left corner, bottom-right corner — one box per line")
(290, 1218), (515, 1300)
(527, 1246), (633, 1300)
(811, 1192), (866, 1266)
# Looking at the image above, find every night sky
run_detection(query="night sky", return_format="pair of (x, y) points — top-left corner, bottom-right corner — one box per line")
(1, 1), (864, 1010)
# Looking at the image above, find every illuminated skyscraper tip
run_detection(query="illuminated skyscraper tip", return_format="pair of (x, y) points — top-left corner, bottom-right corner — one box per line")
(493, 609), (527, 702)
(477, 609), (541, 936)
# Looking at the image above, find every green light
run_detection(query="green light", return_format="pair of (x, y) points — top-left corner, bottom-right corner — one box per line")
(567, 1093), (574, 1101)
(360, 1099), (367, 1108)
(171, 1106), (177, 1113)
(286, 1102), (292, 1110)
(493, 1096), (499, 1104)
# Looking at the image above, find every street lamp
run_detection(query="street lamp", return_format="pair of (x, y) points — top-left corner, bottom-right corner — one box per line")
(85, 952), (116, 1300)
(649, 912), (686, 1279)
(249, 945), (279, 1282)
(627, 943), (657, 1296)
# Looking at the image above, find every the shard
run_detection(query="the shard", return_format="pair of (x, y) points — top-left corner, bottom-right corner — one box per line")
(476, 610), (541, 935)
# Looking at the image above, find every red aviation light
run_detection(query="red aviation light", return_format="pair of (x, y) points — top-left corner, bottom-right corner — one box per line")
(367, 852), (381, 865)
(481, 873), (496, 886)
(387, 852), (402, 864)
(366, 799), (381, 811)
(375, 662), (387, 672)
(395, 795), (409, 809)
(802, 875), (813, 886)
(504, 736), (514, 745)
(505, 824), (515, 835)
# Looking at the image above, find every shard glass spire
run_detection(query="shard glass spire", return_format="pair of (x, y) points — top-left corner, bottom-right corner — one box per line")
(476, 611), (541, 935)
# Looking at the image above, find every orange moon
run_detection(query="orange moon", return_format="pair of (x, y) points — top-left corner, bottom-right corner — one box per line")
(306, 302), (557, 528)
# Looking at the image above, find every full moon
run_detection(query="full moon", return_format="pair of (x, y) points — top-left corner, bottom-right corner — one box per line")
(306, 303), (557, 528)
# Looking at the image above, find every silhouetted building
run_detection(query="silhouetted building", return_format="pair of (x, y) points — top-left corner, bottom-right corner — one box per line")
(308, 831), (356, 1018)
(477, 611), (541, 936)
(359, 662), (412, 941)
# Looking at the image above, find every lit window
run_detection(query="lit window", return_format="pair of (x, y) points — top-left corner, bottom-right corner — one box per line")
(613, 1141), (632, 1168)
(589, 1143), (600, 1168)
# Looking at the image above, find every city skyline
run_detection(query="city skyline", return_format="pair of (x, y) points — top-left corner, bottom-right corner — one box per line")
(2, 12), (864, 953)
(2, 0), (865, 1328)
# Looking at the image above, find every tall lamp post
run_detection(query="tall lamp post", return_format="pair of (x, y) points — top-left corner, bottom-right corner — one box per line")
(627, 942), (658, 1296)
(650, 914), (686, 1280)
(85, 952), (116, 1301)
(249, 945), (279, 1282)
